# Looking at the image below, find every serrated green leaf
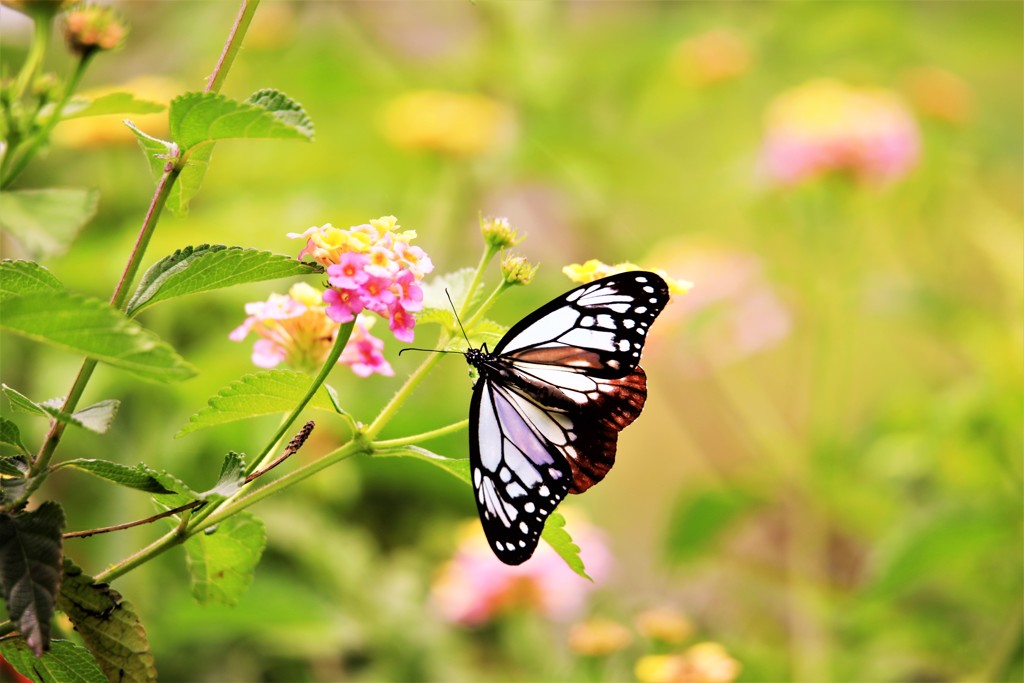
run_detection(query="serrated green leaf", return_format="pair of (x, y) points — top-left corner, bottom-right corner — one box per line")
(1, 384), (45, 416)
(56, 560), (157, 683)
(375, 445), (589, 577)
(57, 459), (174, 494)
(170, 91), (313, 151)
(0, 502), (65, 656)
(177, 370), (338, 437)
(540, 512), (591, 580)
(0, 293), (197, 383)
(126, 244), (319, 316)
(0, 189), (99, 259)
(10, 392), (121, 434)
(185, 512), (266, 606)
(0, 638), (107, 683)
(245, 88), (315, 139)
(57, 92), (165, 120)
(0, 260), (64, 298)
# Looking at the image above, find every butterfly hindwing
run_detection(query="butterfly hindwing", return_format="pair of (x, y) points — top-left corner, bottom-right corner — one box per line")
(467, 271), (670, 565)
(469, 379), (573, 565)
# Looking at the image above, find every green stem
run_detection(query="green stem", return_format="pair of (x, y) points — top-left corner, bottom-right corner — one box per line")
(193, 440), (365, 534)
(459, 243), (500, 320)
(185, 322), (354, 532)
(464, 280), (510, 332)
(244, 321), (354, 477)
(11, 13), (50, 104)
(363, 346), (447, 441)
(30, 163), (181, 477)
(204, 0), (260, 94)
(374, 419), (469, 448)
(2, 51), (93, 189)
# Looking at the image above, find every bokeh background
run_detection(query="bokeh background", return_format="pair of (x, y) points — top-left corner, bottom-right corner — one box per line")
(1, 2), (1021, 681)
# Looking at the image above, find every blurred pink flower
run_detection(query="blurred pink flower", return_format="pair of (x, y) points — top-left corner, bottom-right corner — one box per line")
(230, 283), (393, 377)
(760, 79), (920, 185)
(431, 517), (612, 626)
(656, 245), (791, 372)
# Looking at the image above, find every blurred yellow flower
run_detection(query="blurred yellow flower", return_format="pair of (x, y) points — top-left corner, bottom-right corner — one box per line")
(669, 29), (752, 87)
(635, 607), (694, 645)
(563, 259), (693, 295)
(635, 643), (740, 683)
(52, 76), (178, 148)
(568, 617), (633, 656)
(380, 90), (511, 156)
(760, 78), (920, 185)
(902, 66), (974, 125)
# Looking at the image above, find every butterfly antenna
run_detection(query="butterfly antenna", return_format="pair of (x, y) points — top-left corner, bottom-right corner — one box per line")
(446, 288), (473, 349)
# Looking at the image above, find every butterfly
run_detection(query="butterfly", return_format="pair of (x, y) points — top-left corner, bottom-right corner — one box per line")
(465, 271), (670, 565)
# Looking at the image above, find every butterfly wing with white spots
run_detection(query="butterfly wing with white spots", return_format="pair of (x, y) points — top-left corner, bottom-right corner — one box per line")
(466, 271), (670, 564)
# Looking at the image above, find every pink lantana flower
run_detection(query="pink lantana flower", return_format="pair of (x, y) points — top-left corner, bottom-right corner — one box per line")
(338, 316), (394, 377)
(394, 270), (424, 312)
(322, 287), (365, 324)
(327, 252), (370, 290)
(230, 283), (392, 377)
(292, 216), (433, 344)
(387, 302), (416, 343)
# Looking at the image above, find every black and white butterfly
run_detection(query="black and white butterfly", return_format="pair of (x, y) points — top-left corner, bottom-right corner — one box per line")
(465, 271), (670, 565)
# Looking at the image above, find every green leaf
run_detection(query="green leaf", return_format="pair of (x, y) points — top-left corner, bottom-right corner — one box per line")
(202, 451), (246, 502)
(0, 292), (197, 383)
(170, 90), (314, 151)
(56, 560), (157, 683)
(0, 502), (65, 656)
(0, 260), (64, 298)
(540, 512), (591, 580)
(375, 446), (590, 578)
(57, 92), (165, 120)
(57, 459), (174, 494)
(126, 244), (320, 316)
(0, 638), (107, 683)
(127, 121), (205, 217)
(375, 445), (471, 483)
(0, 453), (36, 506)
(0, 419), (30, 455)
(663, 489), (759, 564)
(245, 88), (315, 139)
(185, 512), (266, 606)
(0, 189), (99, 259)
(177, 370), (338, 437)
(3, 388), (121, 434)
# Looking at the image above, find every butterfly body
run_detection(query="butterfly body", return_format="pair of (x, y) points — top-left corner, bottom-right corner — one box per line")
(466, 271), (670, 565)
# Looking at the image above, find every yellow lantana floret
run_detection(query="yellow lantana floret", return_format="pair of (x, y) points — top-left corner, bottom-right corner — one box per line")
(563, 259), (693, 295)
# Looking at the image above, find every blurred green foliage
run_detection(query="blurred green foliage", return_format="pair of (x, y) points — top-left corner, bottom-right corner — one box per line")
(0, 1), (1020, 681)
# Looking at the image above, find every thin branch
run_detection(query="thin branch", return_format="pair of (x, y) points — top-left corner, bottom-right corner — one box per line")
(63, 501), (201, 539)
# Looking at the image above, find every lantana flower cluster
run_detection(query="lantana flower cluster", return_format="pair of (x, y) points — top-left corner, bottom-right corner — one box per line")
(289, 216), (433, 343)
(759, 78), (920, 185)
(230, 282), (393, 377)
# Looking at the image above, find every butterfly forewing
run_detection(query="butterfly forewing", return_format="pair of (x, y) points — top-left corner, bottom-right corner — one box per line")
(468, 271), (670, 565)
